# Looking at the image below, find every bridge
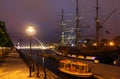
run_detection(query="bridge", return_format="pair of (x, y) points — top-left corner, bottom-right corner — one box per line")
(16, 36), (50, 50)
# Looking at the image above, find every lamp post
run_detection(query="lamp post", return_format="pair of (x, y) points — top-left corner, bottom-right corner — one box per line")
(25, 26), (36, 77)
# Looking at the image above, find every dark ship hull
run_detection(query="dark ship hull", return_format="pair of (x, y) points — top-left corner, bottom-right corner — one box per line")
(56, 45), (120, 64)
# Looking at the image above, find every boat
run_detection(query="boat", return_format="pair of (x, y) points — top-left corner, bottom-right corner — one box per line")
(58, 59), (93, 78)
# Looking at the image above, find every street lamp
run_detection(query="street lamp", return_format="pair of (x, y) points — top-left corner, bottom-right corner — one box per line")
(25, 26), (36, 77)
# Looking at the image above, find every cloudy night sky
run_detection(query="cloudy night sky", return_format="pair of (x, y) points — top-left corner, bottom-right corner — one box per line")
(0, 0), (120, 45)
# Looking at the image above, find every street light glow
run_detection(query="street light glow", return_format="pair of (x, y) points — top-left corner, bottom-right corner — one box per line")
(25, 26), (36, 36)
(109, 41), (115, 46)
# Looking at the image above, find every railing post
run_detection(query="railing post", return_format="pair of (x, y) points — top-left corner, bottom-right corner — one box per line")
(42, 57), (46, 79)
(36, 64), (40, 77)
(32, 60), (35, 72)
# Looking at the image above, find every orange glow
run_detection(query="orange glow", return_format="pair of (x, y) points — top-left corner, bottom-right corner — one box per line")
(109, 41), (115, 46)
(93, 43), (97, 46)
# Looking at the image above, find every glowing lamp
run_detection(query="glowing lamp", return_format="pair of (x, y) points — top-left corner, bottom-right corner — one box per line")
(25, 26), (36, 36)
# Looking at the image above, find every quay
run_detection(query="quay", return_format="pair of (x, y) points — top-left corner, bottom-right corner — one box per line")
(0, 49), (36, 79)
(90, 62), (120, 79)
(0, 48), (120, 79)
(0, 49), (58, 79)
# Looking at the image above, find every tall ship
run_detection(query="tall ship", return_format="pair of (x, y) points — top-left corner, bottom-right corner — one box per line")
(56, 0), (120, 65)
(60, 0), (80, 46)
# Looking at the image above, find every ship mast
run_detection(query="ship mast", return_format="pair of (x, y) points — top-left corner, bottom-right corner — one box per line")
(95, 0), (117, 45)
(61, 8), (65, 45)
(95, 0), (100, 45)
(75, 0), (80, 46)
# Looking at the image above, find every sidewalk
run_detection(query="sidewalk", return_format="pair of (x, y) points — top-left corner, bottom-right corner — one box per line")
(0, 49), (37, 79)
(91, 63), (120, 79)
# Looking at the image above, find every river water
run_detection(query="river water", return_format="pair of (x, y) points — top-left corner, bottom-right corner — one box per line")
(20, 49), (97, 79)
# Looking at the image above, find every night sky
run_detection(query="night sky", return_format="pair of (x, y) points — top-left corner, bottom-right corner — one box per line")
(0, 0), (120, 45)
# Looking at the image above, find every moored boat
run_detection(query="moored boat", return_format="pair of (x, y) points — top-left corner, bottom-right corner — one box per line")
(58, 59), (93, 78)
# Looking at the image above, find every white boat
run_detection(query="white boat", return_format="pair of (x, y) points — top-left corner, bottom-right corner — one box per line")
(58, 59), (93, 78)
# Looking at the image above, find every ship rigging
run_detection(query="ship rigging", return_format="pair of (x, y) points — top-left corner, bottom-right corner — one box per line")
(60, 0), (116, 47)
(60, 0), (81, 46)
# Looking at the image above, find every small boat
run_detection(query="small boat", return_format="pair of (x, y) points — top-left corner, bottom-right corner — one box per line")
(58, 59), (93, 78)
